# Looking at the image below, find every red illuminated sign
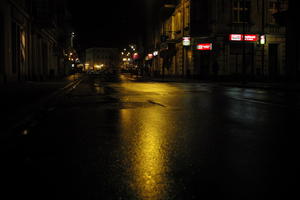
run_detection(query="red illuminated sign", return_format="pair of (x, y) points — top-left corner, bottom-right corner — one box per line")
(230, 34), (258, 42)
(244, 34), (258, 41)
(196, 43), (212, 51)
(230, 34), (243, 41)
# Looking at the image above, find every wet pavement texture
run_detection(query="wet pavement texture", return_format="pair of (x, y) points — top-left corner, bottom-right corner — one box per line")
(1, 74), (82, 132)
(3, 74), (298, 200)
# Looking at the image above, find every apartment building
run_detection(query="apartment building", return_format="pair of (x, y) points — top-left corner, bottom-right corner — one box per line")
(85, 48), (120, 73)
(151, 0), (288, 80)
(0, 0), (72, 83)
(0, 0), (30, 82)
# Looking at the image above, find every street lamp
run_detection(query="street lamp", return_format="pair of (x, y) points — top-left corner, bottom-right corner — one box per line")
(71, 32), (75, 48)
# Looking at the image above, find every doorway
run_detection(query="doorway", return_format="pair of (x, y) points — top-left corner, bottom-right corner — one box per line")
(0, 14), (4, 81)
(269, 44), (279, 78)
(194, 51), (211, 80)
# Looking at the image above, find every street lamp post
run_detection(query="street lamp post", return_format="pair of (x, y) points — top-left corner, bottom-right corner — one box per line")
(182, 0), (185, 78)
(71, 32), (75, 48)
(242, 0), (247, 84)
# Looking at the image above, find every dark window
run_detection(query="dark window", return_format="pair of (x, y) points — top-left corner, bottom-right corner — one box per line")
(268, 1), (278, 24)
(232, 0), (251, 23)
(42, 43), (48, 75)
(11, 22), (21, 74)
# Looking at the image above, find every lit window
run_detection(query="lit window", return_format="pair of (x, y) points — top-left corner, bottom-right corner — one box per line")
(20, 30), (26, 61)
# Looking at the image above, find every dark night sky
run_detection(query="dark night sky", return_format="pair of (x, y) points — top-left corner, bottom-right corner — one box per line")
(67, 0), (160, 49)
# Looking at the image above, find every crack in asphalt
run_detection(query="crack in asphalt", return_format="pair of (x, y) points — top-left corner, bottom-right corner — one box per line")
(147, 100), (167, 107)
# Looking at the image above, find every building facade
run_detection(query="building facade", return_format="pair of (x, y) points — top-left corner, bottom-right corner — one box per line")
(0, 0), (30, 82)
(85, 48), (120, 73)
(150, 0), (288, 81)
(286, 0), (300, 81)
(0, 0), (73, 83)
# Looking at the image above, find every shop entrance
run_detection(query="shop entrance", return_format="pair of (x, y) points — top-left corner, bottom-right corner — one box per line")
(230, 43), (254, 76)
(269, 44), (279, 78)
(194, 51), (211, 80)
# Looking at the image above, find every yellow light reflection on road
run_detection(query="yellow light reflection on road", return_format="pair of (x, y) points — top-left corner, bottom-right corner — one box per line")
(118, 82), (181, 94)
(120, 108), (171, 200)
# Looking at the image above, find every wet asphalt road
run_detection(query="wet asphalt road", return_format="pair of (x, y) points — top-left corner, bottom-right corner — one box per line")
(4, 74), (298, 200)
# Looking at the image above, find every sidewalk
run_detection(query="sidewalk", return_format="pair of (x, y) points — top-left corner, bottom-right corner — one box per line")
(137, 75), (300, 92)
(218, 81), (300, 92)
(0, 74), (85, 135)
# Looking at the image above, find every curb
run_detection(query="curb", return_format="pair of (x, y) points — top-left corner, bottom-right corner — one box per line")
(218, 83), (300, 92)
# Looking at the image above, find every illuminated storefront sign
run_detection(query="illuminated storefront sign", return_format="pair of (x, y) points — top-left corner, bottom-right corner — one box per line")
(182, 37), (191, 46)
(244, 34), (258, 41)
(196, 43), (213, 51)
(230, 34), (243, 41)
(229, 34), (258, 42)
(260, 35), (266, 44)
